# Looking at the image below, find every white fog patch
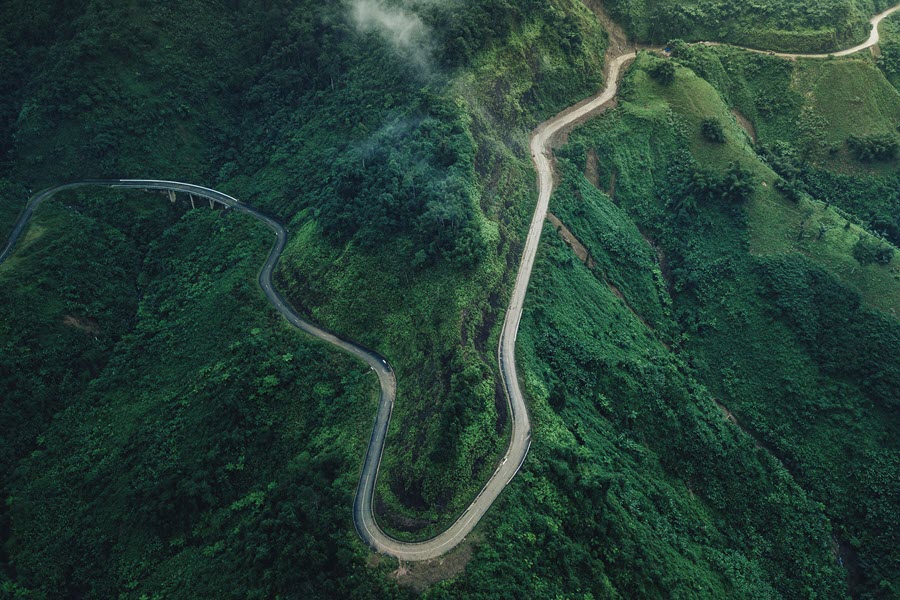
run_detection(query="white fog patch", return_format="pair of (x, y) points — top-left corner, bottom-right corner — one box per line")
(349, 0), (434, 70)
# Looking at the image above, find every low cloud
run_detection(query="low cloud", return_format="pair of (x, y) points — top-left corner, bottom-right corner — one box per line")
(349, 0), (434, 71)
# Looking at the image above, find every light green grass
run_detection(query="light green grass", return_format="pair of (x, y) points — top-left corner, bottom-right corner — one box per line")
(793, 57), (900, 173)
(627, 53), (899, 315)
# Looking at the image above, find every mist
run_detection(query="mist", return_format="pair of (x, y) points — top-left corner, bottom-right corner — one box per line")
(348, 0), (435, 71)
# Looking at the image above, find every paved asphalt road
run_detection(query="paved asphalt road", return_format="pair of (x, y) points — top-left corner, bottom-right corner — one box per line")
(1, 5), (893, 560)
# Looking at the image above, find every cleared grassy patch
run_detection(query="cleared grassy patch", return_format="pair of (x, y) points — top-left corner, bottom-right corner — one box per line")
(793, 58), (900, 173)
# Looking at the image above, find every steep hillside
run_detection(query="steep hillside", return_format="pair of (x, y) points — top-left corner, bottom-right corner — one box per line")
(1, 188), (397, 597)
(0, 0), (610, 595)
(877, 8), (900, 87)
(1, 1), (897, 598)
(669, 41), (900, 250)
(530, 52), (899, 598)
(604, 0), (897, 51)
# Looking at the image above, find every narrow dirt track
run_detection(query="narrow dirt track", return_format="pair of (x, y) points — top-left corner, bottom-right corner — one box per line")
(701, 4), (899, 59)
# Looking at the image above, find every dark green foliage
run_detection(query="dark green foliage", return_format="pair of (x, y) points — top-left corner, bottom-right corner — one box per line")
(0, 0), (613, 545)
(0, 189), (177, 480)
(668, 42), (899, 246)
(774, 176), (805, 202)
(760, 141), (900, 245)
(667, 156), (755, 221)
(2, 193), (400, 598)
(2, 0), (898, 597)
(877, 11), (900, 89)
(700, 118), (726, 143)
(847, 132), (899, 161)
(648, 59), (676, 84)
(0, 0), (615, 592)
(879, 42), (900, 79)
(316, 103), (485, 268)
(852, 235), (896, 264)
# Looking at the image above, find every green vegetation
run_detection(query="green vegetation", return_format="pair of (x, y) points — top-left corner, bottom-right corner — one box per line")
(877, 9), (900, 88)
(2, 0), (898, 597)
(648, 58), (676, 84)
(848, 132), (900, 161)
(605, 0), (895, 51)
(1, 0), (610, 593)
(1, 188), (399, 597)
(669, 41), (900, 248)
(700, 117), (726, 143)
(0, 0), (612, 539)
(513, 52), (898, 598)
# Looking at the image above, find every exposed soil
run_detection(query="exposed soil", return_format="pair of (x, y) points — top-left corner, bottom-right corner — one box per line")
(712, 398), (765, 451)
(834, 536), (866, 594)
(547, 212), (595, 267)
(605, 280), (655, 331)
(542, 0), (636, 149)
(493, 376), (508, 434)
(584, 148), (601, 189)
(551, 98), (620, 148)
(547, 212), (661, 333)
(62, 315), (101, 334)
(638, 229), (673, 288)
(391, 534), (479, 593)
(584, 0), (633, 58)
(730, 108), (757, 143)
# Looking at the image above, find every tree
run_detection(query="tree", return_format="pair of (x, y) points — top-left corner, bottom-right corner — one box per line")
(847, 134), (899, 162)
(648, 59), (676, 85)
(852, 237), (895, 265)
(700, 118), (725, 143)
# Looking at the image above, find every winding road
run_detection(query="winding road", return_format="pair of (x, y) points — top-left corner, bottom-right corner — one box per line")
(1, 1), (895, 563)
(701, 4), (899, 58)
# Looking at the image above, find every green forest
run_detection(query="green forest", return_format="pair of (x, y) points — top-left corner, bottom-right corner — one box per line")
(1, 0), (897, 598)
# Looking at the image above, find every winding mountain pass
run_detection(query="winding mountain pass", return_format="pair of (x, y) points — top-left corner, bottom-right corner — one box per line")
(1, 2), (895, 564)
(701, 4), (899, 58)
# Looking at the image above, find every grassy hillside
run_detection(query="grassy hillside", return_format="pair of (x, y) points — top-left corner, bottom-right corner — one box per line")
(0, 0), (612, 537)
(522, 52), (899, 598)
(669, 41), (900, 250)
(604, 0), (896, 51)
(219, 0), (610, 538)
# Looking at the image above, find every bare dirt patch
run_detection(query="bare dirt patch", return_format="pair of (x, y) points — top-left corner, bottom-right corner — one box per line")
(547, 212), (595, 267)
(638, 228), (673, 288)
(584, 0), (633, 57)
(731, 108), (757, 143)
(605, 279), (655, 331)
(544, 0), (636, 149)
(390, 534), (479, 593)
(62, 315), (101, 335)
(712, 398), (764, 450)
(584, 148), (601, 189)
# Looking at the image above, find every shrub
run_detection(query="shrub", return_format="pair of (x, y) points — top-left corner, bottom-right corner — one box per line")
(847, 134), (899, 162)
(700, 118), (725, 143)
(648, 60), (676, 85)
(852, 237), (895, 265)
